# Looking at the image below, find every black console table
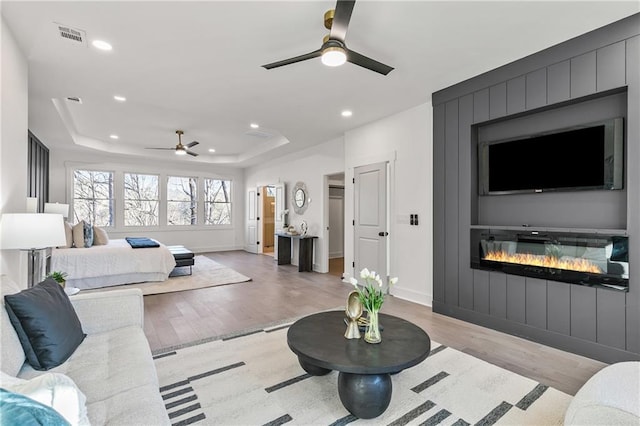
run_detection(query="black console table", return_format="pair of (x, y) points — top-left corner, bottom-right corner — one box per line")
(276, 233), (317, 272)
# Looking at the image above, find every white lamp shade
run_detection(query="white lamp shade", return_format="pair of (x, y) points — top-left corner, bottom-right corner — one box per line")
(44, 203), (70, 218)
(0, 213), (67, 249)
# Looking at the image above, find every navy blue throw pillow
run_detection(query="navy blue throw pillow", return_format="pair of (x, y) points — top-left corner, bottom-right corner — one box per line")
(4, 279), (85, 370)
(0, 388), (70, 425)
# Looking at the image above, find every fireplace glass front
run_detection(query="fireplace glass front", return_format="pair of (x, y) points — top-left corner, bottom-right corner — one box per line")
(471, 229), (629, 290)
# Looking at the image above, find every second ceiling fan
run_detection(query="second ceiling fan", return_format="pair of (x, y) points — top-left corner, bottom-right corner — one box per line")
(262, 0), (394, 76)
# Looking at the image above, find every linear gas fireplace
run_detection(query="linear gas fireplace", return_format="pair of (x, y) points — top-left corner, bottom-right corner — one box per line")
(471, 228), (629, 290)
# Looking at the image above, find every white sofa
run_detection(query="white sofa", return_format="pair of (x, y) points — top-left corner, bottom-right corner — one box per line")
(0, 276), (170, 425)
(565, 361), (640, 425)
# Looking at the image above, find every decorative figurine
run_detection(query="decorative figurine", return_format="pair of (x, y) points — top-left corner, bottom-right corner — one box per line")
(344, 290), (363, 339)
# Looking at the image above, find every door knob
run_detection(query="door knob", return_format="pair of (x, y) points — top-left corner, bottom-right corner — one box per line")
(378, 231), (389, 237)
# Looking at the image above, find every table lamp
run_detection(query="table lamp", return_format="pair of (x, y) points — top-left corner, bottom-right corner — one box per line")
(0, 213), (67, 287)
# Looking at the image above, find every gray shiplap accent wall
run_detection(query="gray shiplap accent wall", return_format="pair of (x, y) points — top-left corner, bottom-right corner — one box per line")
(432, 14), (640, 363)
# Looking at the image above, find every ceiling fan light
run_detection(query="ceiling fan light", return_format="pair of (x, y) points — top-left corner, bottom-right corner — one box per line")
(321, 47), (346, 67)
(175, 148), (187, 156)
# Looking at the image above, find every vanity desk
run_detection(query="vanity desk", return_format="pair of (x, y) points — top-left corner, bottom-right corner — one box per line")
(276, 232), (317, 272)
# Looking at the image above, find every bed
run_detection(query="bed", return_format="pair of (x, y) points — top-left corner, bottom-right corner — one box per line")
(51, 239), (177, 290)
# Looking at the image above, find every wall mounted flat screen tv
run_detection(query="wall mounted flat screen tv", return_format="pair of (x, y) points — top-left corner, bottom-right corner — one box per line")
(478, 117), (624, 195)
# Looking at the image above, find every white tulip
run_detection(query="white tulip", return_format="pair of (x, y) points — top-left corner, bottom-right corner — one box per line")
(389, 277), (398, 286)
(349, 277), (359, 287)
(360, 268), (370, 279)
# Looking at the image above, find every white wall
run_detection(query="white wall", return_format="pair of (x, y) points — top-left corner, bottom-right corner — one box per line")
(345, 102), (433, 306)
(0, 18), (29, 283)
(244, 137), (344, 272)
(49, 148), (245, 253)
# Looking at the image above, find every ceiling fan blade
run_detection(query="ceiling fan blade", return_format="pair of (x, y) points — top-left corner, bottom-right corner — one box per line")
(145, 147), (175, 150)
(186, 141), (199, 148)
(347, 49), (394, 75)
(330, 0), (356, 41)
(262, 49), (322, 69)
(186, 150), (199, 157)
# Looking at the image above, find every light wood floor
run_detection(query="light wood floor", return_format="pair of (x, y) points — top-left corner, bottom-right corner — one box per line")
(143, 250), (606, 396)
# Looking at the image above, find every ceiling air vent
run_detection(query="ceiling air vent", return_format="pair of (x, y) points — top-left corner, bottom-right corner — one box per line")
(245, 130), (272, 139)
(66, 97), (82, 104)
(55, 23), (87, 47)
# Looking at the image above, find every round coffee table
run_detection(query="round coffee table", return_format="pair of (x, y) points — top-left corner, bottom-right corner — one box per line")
(287, 310), (431, 419)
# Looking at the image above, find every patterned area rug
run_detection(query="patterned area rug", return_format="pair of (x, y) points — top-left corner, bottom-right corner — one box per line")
(112, 256), (251, 295)
(153, 317), (572, 425)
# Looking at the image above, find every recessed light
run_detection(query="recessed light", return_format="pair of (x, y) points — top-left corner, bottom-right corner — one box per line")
(113, 95), (126, 102)
(92, 40), (112, 51)
(109, 134), (119, 140)
(208, 148), (216, 153)
(250, 123), (259, 129)
(341, 110), (353, 117)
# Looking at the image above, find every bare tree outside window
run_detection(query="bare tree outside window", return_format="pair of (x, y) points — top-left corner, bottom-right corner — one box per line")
(204, 179), (232, 225)
(73, 170), (114, 226)
(124, 173), (159, 226)
(167, 176), (197, 225)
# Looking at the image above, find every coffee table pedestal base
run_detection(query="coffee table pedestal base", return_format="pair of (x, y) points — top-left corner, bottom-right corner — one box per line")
(298, 357), (331, 376)
(338, 372), (392, 419)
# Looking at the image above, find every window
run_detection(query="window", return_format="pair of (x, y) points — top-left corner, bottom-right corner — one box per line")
(124, 173), (159, 226)
(167, 176), (197, 225)
(204, 179), (232, 225)
(73, 170), (114, 226)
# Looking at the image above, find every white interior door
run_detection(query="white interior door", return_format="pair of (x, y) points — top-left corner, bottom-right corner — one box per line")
(329, 195), (344, 258)
(354, 162), (387, 281)
(246, 187), (259, 253)
(274, 183), (285, 231)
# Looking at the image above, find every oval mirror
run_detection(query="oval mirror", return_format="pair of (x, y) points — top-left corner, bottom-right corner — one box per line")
(292, 181), (308, 214)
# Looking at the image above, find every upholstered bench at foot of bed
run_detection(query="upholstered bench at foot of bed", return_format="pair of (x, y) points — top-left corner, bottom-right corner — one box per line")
(167, 246), (195, 275)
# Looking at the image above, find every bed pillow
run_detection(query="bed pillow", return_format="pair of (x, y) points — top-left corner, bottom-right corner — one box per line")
(72, 221), (93, 248)
(1, 371), (88, 426)
(4, 278), (86, 371)
(92, 226), (109, 246)
(60, 222), (73, 248)
(0, 388), (70, 426)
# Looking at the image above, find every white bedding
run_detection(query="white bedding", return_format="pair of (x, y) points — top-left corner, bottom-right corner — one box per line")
(51, 239), (177, 290)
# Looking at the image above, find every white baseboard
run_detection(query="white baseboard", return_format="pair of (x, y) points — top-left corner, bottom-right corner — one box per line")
(390, 286), (432, 307)
(329, 252), (344, 259)
(191, 245), (244, 254)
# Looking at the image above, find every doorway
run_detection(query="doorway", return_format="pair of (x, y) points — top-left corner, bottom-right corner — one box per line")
(245, 183), (285, 255)
(327, 173), (345, 277)
(261, 186), (276, 256)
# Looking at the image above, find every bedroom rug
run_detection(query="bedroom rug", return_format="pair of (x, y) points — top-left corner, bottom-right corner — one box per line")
(153, 319), (572, 426)
(102, 256), (251, 296)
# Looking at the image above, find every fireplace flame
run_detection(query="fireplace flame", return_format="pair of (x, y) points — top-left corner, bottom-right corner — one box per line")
(484, 251), (602, 274)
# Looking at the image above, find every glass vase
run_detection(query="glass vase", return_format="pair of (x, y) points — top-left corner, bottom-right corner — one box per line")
(364, 309), (382, 344)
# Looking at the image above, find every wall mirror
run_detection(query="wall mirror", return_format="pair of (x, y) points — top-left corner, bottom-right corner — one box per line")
(292, 181), (309, 214)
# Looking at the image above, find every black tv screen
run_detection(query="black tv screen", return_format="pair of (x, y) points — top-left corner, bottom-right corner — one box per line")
(479, 118), (623, 195)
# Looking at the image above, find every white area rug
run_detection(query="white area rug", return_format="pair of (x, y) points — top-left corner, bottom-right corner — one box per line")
(153, 317), (572, 425)
(110, 256), (251, 295)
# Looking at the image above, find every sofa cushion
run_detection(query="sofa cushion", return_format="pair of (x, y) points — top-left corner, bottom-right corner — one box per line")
(1, 371), (89, 425)
(0, 276), (26, 377)
(86, 383), (170, 426)
(4, 278), (86, 370)
(18, 325), (159, 403)
(0, 388), (71, 425)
